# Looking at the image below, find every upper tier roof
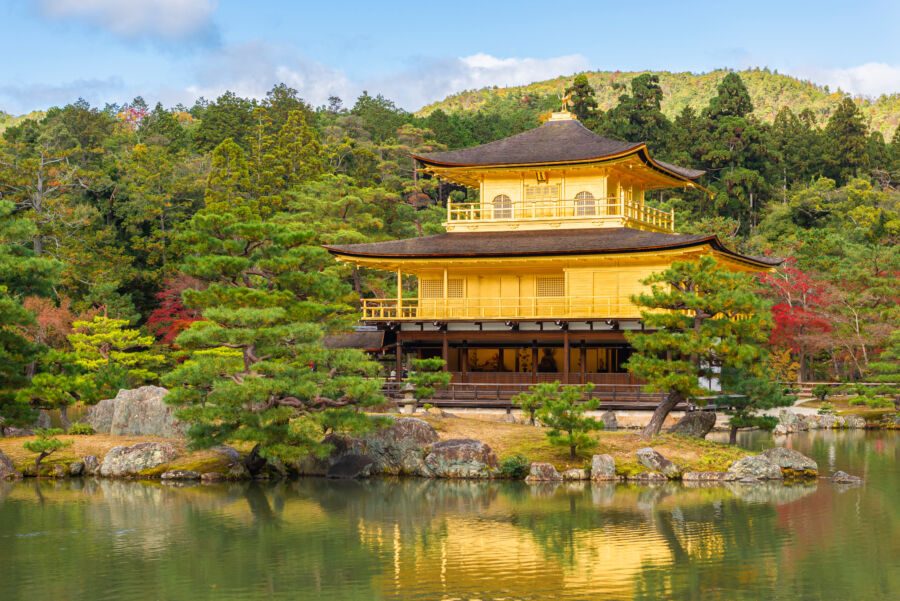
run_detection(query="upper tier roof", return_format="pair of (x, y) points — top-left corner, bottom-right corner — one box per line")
(413, 116), (704, 181)
(325, 227), (781, 268)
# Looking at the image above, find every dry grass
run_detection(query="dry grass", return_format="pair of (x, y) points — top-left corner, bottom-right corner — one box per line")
(0, 433), (227, 474)
(420, 414), (750, 473)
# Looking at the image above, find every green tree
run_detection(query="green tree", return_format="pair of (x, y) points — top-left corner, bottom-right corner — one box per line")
(194, 91), (256, 152)
(533, 382), (602, 458)
(408, 358), (451, 400)
(512, 381), (559, 426)
(625, 255), (773, 438)
(162, 204), (385, 474)
(23, 427), (72, 472)
(68, 315), (165, 386)
(601, 74), (671, 154)
(869, 329), (900, 407)
(565, 74), (600, 127)
(822, 97), (869, 185)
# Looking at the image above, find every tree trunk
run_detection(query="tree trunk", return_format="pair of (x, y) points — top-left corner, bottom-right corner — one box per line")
(243, 444), (267, 475)
(641, 391), (682, 439)
(570, 444), (576, 458)
(729, 424), (739, 445)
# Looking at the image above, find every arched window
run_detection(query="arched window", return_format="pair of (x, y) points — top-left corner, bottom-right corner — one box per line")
(492, 194), (512, 219)
(574, 190), (595, 216)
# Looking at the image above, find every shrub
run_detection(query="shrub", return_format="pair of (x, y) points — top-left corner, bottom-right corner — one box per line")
(817, 402), (835, 415)
(849, 397), (869, 406)
(408, 358), (451, 400)
(68, 423), (94, 435)
(422, 403), (434, 410)
(864, 397), (894, 409)
(499, 455), (530, 479)
(23, 428), (73, 471)
(811, 384), (830, 401)
(536, 383), (603, 458)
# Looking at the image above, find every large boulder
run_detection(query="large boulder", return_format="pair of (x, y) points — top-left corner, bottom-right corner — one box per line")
(845, 415), (867, 429)
(99, 442), (178, 477)
(327, 454), (374, 479)
(600, 411), (618, 430)
(362, 417), (439, 476)
(669, 411), (716, 439)
(590, 454), (617, 481)
(82, 455), (100, 476)
(760, 447), (818, 477)
(424, 439), (498, 478)
(636, 448), (680, 478)
(683, 471), (726, 482)
(526, 462), (562, 482)
(725, 455), (783, 481)
(1, 410), (51, 437)
(779, 409), (799, 427)
(1, 449), (19, 480)
(86, 386), (186, 439)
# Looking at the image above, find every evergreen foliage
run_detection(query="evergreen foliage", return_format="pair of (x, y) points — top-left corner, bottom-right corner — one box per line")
(408, 358), (451, 400)
(23, 427), (72, 470)
(531, 382), (602, 458)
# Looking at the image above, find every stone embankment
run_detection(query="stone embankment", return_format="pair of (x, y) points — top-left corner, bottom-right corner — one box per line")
(773, 409), (893, 435)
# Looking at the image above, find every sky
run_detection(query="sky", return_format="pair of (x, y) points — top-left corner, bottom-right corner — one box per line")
(1, 0), (899, 115)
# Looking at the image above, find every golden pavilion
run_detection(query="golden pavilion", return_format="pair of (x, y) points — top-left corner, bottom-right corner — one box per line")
(325, 111), (777, 390)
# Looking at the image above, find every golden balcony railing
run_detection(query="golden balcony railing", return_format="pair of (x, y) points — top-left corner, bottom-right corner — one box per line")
(360, 296), (643, 321)
(445, 197), (674, 232)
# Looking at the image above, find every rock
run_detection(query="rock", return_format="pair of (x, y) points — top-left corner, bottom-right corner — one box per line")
(497, 413), (518, 424)
(525, 462), (562, 482)
(818, 414), (836, 429)
(600, 411), (618, 430)
(779, 409), (799, 426)
(833, 416), (846, 428)
(424, 439), (498, 478)
(227, 463), (251, 480)
(831, 470), (863, 484)
(627, 471), (668, 482)
(86, 386), (186, 439)
(160, 470), (201, 480)
(636, 447), (680, 478)
(760, 447), (818, 476)
(773, 425), (788, 435)
(725, 455), (783, 481)
(590, 454), (617, 481)
(82, 455), (100, 476)
(563, 468), (587, 480)
(669, 411), (716, 439)
(425, 406), (445, 418)
(845, 415), (866, 429)
(201, 472), (225, 483)
(99, 442), (178, 477)
(51, 463), (67, 478)
(1, 410), (52, 437)
(360, 417), (440, 476)
(212, 445), (241, 464)
(738, 477), (761, 484)
(69, 460), (84, 476)
(326, 454), (374, 479)
(683, 471), (726, 481)
(0, 449), (18, 480)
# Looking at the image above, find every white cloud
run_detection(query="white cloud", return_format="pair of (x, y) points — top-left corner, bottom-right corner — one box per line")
(795, 62), (900, 98)
(0, 77), (124, 113)
(38, 0), (219, 41)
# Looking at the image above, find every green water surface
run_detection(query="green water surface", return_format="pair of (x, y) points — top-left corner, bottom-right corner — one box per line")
(1, 429), (898, 600)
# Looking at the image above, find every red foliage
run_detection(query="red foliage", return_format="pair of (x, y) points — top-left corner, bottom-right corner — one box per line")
(758, 258), (831, 354)
(146, 278), (203, 345)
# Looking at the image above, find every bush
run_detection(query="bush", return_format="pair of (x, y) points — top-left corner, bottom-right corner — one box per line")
(865, 397), (894, 409)
(422, 403), (434, 410)
(499, 455), (530, 479)
(849, 397), (869, 406)
(68, 423), (94, 435)
(811, 384), (830, 401)
(817, 402), (835, 415)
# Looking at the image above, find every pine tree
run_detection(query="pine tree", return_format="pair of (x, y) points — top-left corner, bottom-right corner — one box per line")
(68, 315), (165, 385)
(533, 382), (602, 458)
(869, 329), (900, 407)
(408, 358), (451, 401)
(823, 97), (869, 185)
(162, 202), (385, 473)
(625, 255), (773, 438)
(564, 74), (600, 127)
(601, 74), (671, 154)
(720, 361), (794, 444)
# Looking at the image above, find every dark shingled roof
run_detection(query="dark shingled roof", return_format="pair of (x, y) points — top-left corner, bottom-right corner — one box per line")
(413, 119), (704, 181)
(325, 228), (781, 267)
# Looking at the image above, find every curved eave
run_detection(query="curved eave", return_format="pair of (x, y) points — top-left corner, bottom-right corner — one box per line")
(413, 144), (710, 193)
(325, 236), (778, 270)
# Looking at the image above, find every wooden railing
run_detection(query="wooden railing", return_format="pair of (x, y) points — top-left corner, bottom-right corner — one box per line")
(446, 197), (674, 232)
(361, 295), (642, 320)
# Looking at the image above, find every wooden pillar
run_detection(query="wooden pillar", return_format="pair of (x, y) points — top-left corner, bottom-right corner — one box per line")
(531, 341), (538, 384)
(563, 329), (570, 385)
(441, 330), (448, 372)
(580, 343), (586, 385)
(396, 268), (402, 317)
(461, 341), (468, 383)
(395, 334), (403, 382)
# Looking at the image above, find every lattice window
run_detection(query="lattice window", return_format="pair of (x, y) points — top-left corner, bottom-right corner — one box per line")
(536, 275), (565, 297)
(574, 190), (596, 216)
(447, 278), (464, 298)
(524, 184), (559, 203)
(420, 278), (443, 298)
(492, 194), (512, 219)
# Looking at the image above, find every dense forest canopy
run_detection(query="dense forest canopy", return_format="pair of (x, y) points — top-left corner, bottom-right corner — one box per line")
(1, 70), (899, 432)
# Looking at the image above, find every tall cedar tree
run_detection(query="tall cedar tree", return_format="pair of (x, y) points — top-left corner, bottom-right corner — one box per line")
(822, 97), (869, 186)
(163, 137), (383, 471)
(564, 74), (600, 128)
(625, 255), (773, 438)
(0, 200), (62, 427)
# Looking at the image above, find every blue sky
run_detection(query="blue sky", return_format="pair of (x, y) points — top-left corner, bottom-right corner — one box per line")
(1, 0), (898, 114)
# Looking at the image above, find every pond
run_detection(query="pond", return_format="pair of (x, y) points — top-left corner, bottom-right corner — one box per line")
(1, 430), (898, 601)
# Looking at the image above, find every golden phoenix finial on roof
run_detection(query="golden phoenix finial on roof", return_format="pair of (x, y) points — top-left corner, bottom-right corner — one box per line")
(560, 91), (572, 112)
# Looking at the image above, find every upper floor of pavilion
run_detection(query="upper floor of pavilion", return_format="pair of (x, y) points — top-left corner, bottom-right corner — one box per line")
(413, 111), (705, 234)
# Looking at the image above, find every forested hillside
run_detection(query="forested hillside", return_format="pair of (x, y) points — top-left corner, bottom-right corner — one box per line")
(1, 71), (899, 431)
(420, 68), (900, 138)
